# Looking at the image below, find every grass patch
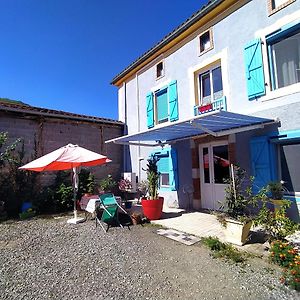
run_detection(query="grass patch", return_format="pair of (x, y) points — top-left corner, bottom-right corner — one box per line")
(202, 236), (246, 263)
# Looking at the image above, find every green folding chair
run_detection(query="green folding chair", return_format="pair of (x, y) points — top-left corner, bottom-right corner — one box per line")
(96, 193), (130, 232)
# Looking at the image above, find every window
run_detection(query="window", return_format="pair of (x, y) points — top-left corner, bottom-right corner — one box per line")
(158, 155), (170, 187)
(198, 65), (223, 105)
(268, 0), (295, 15)
(279, 142), (300, 193)
(267, 25), (300, 90)
(152, 148), (178, 191)
(156, 61), (164, 79)
(199, 29), (213, 54)
(155, 89), (168, 124)
(146, 80), (178, 128)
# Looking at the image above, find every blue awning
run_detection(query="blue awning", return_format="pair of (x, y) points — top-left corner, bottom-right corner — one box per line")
(106, 111), (276, 146)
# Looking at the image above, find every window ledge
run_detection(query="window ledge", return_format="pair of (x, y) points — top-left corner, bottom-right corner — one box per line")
(198, 46), (214, 57)
(156, 74), (165, 81)
(262, 83), (300, 102)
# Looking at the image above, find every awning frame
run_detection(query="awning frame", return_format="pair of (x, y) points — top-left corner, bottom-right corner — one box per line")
(106, 110), (278, 146)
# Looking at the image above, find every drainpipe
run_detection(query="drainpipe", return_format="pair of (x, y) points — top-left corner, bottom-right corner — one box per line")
(123, 81), (128, 172)
(136, 72), (141, 181)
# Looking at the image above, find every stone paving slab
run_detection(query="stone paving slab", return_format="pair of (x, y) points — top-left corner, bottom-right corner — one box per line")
(157, 228), (201, 245)
(151, 206), (268, 256)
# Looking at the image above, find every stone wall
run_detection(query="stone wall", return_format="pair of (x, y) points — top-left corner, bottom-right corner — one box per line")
(0, 111), (124, 187)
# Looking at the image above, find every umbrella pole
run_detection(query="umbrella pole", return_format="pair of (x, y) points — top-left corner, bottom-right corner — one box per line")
(67, 167), (84, 224)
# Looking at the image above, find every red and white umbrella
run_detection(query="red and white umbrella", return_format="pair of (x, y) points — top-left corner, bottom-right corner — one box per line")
(20, 144), (111, 223)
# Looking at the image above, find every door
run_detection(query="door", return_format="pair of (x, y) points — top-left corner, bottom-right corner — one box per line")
(199, 142), (230, 210)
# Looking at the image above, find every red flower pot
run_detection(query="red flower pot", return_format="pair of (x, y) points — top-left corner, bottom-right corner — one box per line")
(199, 103), (213, 113)
(141, 197), (164, 220)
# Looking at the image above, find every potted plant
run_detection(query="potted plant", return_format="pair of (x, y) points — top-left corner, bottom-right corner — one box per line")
(141, 155), (164, 220)
(98, 174), (117, 194)
(118, 178), (133, 209)
(254, 181), (299, 241)
(267, 181), (287, 213)
(218, 165), (258, 246)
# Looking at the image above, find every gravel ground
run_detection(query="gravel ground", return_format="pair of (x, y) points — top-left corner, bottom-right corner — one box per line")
(0, 215), (299, 300)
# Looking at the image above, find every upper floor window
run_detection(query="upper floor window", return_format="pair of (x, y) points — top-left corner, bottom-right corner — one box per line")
(198, 65), (223, 105)
(268, 0), (296, 15)
(267, 24), (300, 90)
(146, 80), (178, 129)
(155, 88), (168, 124)
(199, 28), (213, 55)
(156, 61), (164, 79)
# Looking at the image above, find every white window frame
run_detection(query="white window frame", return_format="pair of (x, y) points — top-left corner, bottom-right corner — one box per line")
(267, 0), (296, 16)
(198, 28), (214, 56)
(156, 61), (165, 80)
(251, 12), (300, 106)
(195, 62), (223, 106)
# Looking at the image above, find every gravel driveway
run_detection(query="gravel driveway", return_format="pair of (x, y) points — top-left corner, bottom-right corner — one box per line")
(0, 215), (299, 300)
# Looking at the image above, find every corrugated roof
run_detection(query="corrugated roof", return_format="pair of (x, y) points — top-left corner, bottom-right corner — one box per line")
(111, 0), (223, 85)
(0, 101), (123, 126)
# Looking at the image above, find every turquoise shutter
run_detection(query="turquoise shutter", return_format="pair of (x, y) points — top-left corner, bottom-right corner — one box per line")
(250, 136), (276, 193)
(169, 148), (178, 191)
(244, 38), (266, 100)
(168, 80), (179, 122)
(146, 92), (154, 128)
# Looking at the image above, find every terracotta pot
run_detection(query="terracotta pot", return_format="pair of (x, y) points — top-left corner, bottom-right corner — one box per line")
(141, 197), (164, 220)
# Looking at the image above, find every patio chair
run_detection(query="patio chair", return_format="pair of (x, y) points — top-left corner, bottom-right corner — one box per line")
(96, 193), (130, 232)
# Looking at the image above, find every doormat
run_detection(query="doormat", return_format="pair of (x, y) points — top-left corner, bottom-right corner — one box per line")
(157, 228), (201, 246)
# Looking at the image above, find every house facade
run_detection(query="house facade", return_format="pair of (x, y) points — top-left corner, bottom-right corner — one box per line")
(108, 0), (300, 219)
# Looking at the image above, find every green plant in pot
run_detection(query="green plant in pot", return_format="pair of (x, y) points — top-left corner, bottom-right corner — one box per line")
(218, 165), (258, 246)
(254, 181), (299, 241)
(141, 155), (164, 220)
(267, 181), (287, 213)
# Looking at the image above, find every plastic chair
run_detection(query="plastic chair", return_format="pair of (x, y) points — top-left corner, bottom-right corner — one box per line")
(96, 193), (130, 232)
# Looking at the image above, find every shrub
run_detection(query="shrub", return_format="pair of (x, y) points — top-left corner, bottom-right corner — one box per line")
(254, 201), (299, 241)
(202, 236), (246, 263)
(219, 165), (258, 224)
(98, 175), (116, 192)
(270, 241), (300, 290)
(269, 240), (297, 268)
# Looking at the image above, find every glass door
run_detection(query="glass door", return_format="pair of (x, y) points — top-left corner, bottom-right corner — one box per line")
(199, 142), (229, 210)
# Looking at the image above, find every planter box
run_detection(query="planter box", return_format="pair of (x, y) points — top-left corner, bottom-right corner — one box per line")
(224, 219), (252, 246)
(199, 103), (213, 113)
(141, 197), (164, 220)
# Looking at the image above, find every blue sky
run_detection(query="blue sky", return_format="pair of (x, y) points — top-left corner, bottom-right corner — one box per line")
(0, 0), (207, 119)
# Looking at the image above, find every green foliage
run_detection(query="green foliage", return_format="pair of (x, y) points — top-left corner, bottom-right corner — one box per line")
(220, 165), (258, 223)
(98, 174), (116, 192)
(254, 200), (299, 241)
(202, 236), (226, 251)
(78, 169), (96, 197)
(270, 241), (300, 291)
(202, 236), (246, 263)
(146, 155), (160, 200)
(267, 181), (284, 200)
(56, 183), (73, 210)
(0, 135), (38, 216)
(0, 132), (21, 166)
(0, 97), (28, 105)
(33, 171), (73, 214)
